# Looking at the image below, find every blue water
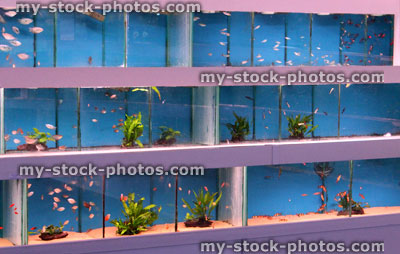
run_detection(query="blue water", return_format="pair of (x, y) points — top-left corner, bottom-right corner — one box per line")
(0, 10), (398, 238)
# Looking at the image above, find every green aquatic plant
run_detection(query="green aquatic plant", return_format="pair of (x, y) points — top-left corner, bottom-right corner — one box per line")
(132, 87), (161, 101)
(337, 191), (369, 215)
(286, 114), (318, 138)
(182, 189), (222, 227)
(226, 112), (250, 142)
(120, 113), (144, 148)
(156, 126), (181, 145)
(27, 128), (56, 145)
(111, 193), (161, 235)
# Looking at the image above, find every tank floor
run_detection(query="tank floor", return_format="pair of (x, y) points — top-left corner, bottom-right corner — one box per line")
(27, 220), (233, 244)
(0, 238), (14, 247)
(248, 206), (400, 226)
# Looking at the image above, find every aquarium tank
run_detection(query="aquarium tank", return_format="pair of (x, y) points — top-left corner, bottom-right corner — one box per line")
(0, 6), (399, 252)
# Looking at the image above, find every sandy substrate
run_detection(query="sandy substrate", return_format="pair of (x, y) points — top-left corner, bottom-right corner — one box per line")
(87, 220), (233, 238)
(0, 238), (14, 247)
(28, 231), (96, 245)
(28, 221), (233, 244)
(248, 206), (400, 226)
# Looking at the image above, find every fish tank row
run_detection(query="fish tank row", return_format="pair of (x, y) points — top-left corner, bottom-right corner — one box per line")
(1, 83), (399, 152)
(0, 9), (394, 68)
(0, 158), (399, 247)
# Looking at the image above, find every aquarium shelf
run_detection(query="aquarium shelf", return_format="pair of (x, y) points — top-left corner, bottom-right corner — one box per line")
(1, 0), (399, 15)
(1, 135), (400, 180)
(1, 212), (399, 254)
(0, 66), (399, 88)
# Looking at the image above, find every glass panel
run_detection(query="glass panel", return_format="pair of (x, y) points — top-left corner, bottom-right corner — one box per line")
(27, 176), (103, 244)
(104, 174), (174, 238)
(177, 168), (239, 231)
(340, 83), (400, 137)
(4, 88), (77, 152)
(247, 161), (352, 226)
(351, 158), (400, 217)
(0, 180), (25, 247)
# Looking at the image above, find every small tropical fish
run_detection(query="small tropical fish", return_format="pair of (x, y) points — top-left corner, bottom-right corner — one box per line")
(68, 198), (76, 204)
(219, 42), (226, 46)
(178, 187), (182, 191)
(336, 175), (342, 183)
(198, 23), (206, 27)
(4, 134), (10, 142)
(89, 214), (94, 219)
(188, 190), (191, 195)
(72, 205), (78, 211)
(193, 17), (200, 21)
(13, 139), (20, 144)
(88, 56), (92, 65)
(48, 191), (54, 196)
(314, 108), (319, 114)
(241, 60), (248, 65)
(153, 187), (157, 191)
(110, 94), (117, 99)
(301, 194), (308, 197)
(57, 207), (65, 212)
(17, 53), (29, 60)
(286, 101), (291, 108)
(204, 186), (208, 192)
(9, 203), (15, 208)
(83, 201), (91, 209)
(9, 40), (21, 47)
(294, 52), (301, 56)
(5, 11), (17, 17)
(30, 227), (37, 231)
(254, 25), (261, 30)
(53, 197), (60, 202)
(261, 39), (267, 43)
(29, 27), (44, 34)
(54, 188), (62, 193)
(317, 204), (326, 212)
(2, 33), (15, 40)
(19, 18), (33, 25)
(313, 192), (321, 195)
(105, 214), (110, 221)
(168, 183), (171, 188)
(52, 135), (63, 140)
(12, 26), (20, 34)
(329, 88), (334, 94)
(63, 220), (69, 226)
(27, 191), (34, 197)
(89, 181), (94, 187)
(92, 119), (98, 123)
(342, 107), (346, 114)
(359, 194), (365, 199)
(0, 45), (12, 52)
(41, 195), (43, 200)
(245, 96), (254, 101)
(321, 193), (325, 201)
(46, 124), (56, 130)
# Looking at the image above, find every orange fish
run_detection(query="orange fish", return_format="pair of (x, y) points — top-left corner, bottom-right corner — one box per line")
(221, 182), (225, 188)
(153, 187), (157, 191)
(319, 185), (327, 193)
(30, 227), (36, 231)
(321, 194), (325, 202)
(0, 227), (3, 230)
(83, 201), (91, 209)
(313, 192), (321, 195)
(336, 175), (342, 183)
(301, 194), (308, 197)
(204, 186), (208, 192)
(359, 194), (365, 199)
(9, 203), (14, 208)
(105, 214), (111, 222)
(317, 204), (326, 212)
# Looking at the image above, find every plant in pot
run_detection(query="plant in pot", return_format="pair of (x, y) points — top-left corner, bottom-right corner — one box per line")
(110, 193), (161, 235)
(182, 189), (222, 227)
(286, 114), (318, 139)
(120, 113), (144, 148)
(336, 191), (369, 216)
(17, 128), (57, 151)
(225, 112), (250, 142)
(32, 223), (68, 241)
(155, 126), (180, 145)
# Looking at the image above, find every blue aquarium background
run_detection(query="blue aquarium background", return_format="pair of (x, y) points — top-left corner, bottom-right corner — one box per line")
(0, 9), (398, 242)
